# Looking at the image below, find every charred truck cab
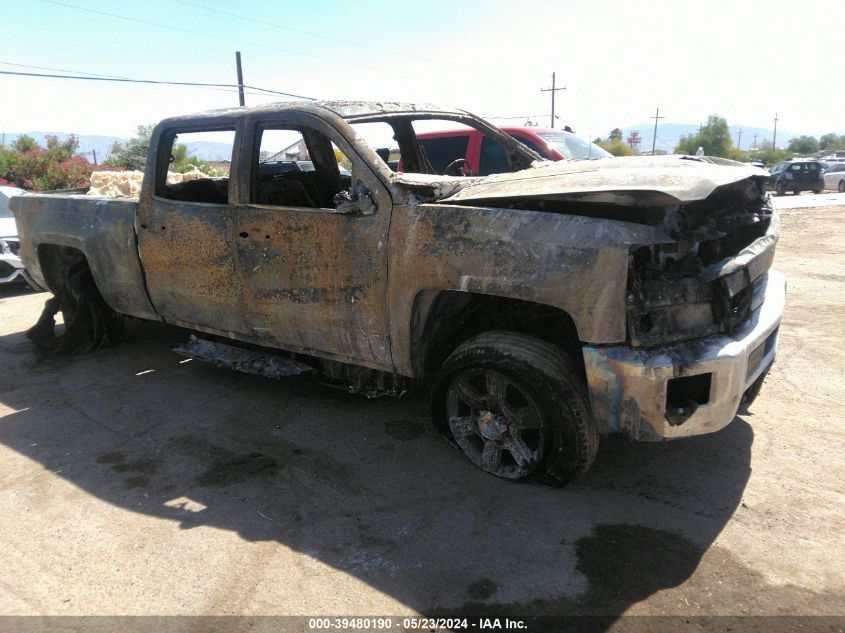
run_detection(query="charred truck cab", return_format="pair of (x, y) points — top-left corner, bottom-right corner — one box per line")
(11, 101), (784, 485)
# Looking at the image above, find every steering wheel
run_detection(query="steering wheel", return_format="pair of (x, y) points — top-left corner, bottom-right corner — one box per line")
(444, 158), (471, 176)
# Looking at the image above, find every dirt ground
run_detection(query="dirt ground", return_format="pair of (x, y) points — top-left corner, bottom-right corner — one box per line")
(0, 199), (843, 630)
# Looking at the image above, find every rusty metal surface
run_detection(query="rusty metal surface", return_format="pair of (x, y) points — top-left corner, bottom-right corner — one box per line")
(435, 156), (769, 206)
(387, 203), (675, 375)
(583, 270), (786, 439)
(174, 334), (315, 377)
(12, 100), (784, 401)
(9, 194), (159, 320)
(136, 197), (249, 337)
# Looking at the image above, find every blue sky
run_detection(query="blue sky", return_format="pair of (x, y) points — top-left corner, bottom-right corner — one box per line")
(2, 0), (843, 139)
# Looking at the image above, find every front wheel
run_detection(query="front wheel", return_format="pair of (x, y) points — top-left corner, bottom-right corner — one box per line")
(432, 331), (598, 486)
(839, 180), (845, 193)
(775, 183), (785, 196)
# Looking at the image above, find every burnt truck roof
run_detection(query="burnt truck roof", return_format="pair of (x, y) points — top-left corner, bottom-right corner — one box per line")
(160, 100), (462, 124)
(156, 100), (770, 206)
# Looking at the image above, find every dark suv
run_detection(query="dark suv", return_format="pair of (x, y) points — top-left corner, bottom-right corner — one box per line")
(768, 159), (824, 195)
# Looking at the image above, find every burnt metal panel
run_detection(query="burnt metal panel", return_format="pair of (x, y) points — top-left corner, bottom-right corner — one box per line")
(10, 194), (159, 320)
(136, 197), (249, 336)
(387, 203), (671, 376)
(231, 109), (394, 370)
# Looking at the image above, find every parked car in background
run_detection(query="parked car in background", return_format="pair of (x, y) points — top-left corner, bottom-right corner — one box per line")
(413, 126), (611, 176)
(0, 185), (28, 285)
(767, 159), (824, 195)
(822, 162), (845, 192)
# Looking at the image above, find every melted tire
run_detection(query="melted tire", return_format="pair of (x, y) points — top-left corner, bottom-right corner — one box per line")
(432, 331), (598, 486)
(27, 263), (124, 355)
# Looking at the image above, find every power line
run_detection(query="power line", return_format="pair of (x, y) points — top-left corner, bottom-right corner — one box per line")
(40, 0), (410, 75)
(0, 69), (315, 100)
(0, 60), (292, 100)
(0, 60), (129, 79)
(171, 0), (451, 66)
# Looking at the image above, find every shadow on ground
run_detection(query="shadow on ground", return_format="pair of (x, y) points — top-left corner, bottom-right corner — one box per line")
(0, 283), (40, 299)
(0, 320), (759, 623)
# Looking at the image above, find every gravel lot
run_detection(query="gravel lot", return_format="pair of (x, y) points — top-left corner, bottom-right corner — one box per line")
(0, 197), (843, 629)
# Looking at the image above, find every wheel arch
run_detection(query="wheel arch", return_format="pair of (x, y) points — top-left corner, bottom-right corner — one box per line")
(410, 289), (586, 382)
(36, 243), (92, 296)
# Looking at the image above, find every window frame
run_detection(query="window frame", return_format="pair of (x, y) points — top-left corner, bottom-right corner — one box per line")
(152, 122), (239, 205)
(242, 111), (383, 215)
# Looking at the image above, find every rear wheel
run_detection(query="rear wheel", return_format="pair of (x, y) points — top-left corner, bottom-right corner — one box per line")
(27, 262), (124, 354)
(432, 331), (598, 486)
(839, 180), (845, 193)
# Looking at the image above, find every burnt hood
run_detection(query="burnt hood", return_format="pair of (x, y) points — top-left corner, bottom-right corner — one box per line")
(399, 155), (769, 208)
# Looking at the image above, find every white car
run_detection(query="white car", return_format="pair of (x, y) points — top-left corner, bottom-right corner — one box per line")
(0, 185), (28, 284)
(822, 163), (845, 193)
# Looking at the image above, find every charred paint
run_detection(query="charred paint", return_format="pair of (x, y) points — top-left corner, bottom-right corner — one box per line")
(12, 101), (786, 447)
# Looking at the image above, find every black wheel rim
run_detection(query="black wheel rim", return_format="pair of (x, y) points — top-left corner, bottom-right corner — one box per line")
(445, 368), (544, 478)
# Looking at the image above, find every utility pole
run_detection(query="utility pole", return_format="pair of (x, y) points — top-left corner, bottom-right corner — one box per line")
(92, 149), (97, 166)
(772, 113), (779, 149)
(737, 128), (742, 151)
(650, 107), (665, 155)
(235, 51), (245, 107)
(753, 133), (758, 150)
(540, 72), (566, 129)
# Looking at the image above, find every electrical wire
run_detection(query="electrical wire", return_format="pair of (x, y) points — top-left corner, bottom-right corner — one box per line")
(0, 60), (129, 79)
(0, 69), (315, 100)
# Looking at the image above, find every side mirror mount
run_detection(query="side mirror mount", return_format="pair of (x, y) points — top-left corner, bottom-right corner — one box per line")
(333, 182), (377, 216)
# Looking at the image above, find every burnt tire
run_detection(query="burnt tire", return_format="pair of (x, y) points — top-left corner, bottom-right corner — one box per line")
(432, 331), (598, 486)
(27, 262), (124, 354)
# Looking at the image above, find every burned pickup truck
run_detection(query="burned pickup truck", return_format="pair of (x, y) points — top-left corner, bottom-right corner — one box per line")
(11, 101), (784, 485)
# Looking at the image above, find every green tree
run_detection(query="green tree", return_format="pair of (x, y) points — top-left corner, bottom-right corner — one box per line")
(168, 142), (219, 175)
(675, 115), (733, 157)
(12, 134), (38, 152)
(597, 138), (635, 156)
(8, 137), (93, 190)
(0, 147), (17, 182)
(787, 135), (819, 155)
(608, 128), (623, 142)
(44, 134), (79, 159)
(746, 147), (791, 167)
(104, 124), (154, 171)
(819, 133), (845, 151)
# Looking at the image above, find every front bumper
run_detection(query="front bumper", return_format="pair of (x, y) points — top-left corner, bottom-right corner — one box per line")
(583, 269), (786, 440)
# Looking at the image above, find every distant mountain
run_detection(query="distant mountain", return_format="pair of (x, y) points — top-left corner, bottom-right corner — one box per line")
(1, 132), (233, 163)
(182, 141), (234, 162)
(619, 123), (799, 153)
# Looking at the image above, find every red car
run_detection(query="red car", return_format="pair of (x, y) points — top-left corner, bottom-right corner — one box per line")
(411, 126), (612, 176)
